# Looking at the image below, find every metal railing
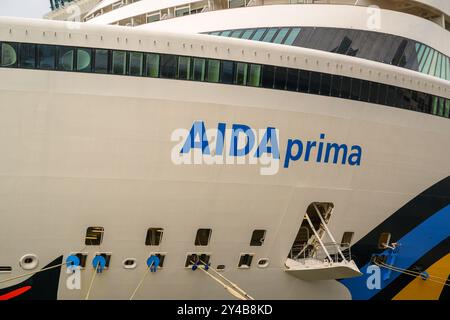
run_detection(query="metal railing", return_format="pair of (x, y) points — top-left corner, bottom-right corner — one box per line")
(290, 242), (353, 263)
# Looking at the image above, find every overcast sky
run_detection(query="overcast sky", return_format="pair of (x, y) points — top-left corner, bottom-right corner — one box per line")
(0, 0), (50, 19)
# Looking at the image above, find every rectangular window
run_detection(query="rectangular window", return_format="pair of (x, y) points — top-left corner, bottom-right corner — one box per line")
(19, 43), (36, 69)
(112, 50), (126, 75)
(261, 65), (275, 89)
(386, 85), (397, 107)
(273, 67), (287, 90)
(220, 30), (232, 37)
(129, 51), (143, 76)
(445, 99), (450, 118)
(340, 76), (351, 98)
(320, 73), (331, 96)
(192, 57), (205, 81)
(234, 62), (248, 85)
(177, 56), (191, 79)
(377, 84), (388, 105)
(284, 27), (301, 45)
(286, 68), (299, 91)
(247, 64), (261, 87)
(94, 49), (109, 74)
(298, 70), (310, 93)
(250, 230), (266, 246)
(273, 28), (290, 44)
(230, 30), (243, 38)
(351, 78), (361, 100)
(160, 54), (177, 79)
(175, 6), (190, 17)
(85, 227), (104, 246)
(195, 229), (212, 246)
(251, 28), (267, 41)
(76, 48), (92, 72)
(145, 53), (159, 77)
(330, 75), (341, 97)
(37, 45), (56, 70)
(206, 59), (220, 82)
(368, 82), (379, 104)
(309, 72), (321, 95)
(238, 254), (253, 268)
(262, 28), (278, 42)
(360, 80), (370, 102)
(145, 228), (164, 246)
(57, 46), (75, 71)
(220, 60), (234, 84)
(438, 97), (445, 116)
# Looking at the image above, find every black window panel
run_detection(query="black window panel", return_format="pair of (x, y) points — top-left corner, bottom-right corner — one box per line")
(94, 49), (109, 74)
(356, 31), (379, 60)
(19, 43), (36, 69)
(320, 73), (331, 96)
(403, 40), (419, 71)
(346, 30), (366, 57)
(366, 33), (389, 63)
(360, 80), (370, 102)
(273, 66), (287, 90)
(220, 60), (234, 84)
(398, 88), (412, 109)
(327, 28), (346, 53)
(377, 84), (387, 105)
(293, 27), (315, 47)
(381, 35), (400, 64)
(261, 65), (275, 89)
(340, 76), (351, 98)
(330, 75), (341, 97)
(57, 46), (75, 71)
(160, 54), (177, 79)
(351, 78), (361, 100)
(128, 51), (143, 76)
(298, 70), (310, 93)
(333, 35), (353, 55)
(386, 85), (397, 107)
(286, 68), (299, 91)
(306, 28), (336, 51)
(368, 82), (379, 104)
(37, 45), (56, 70)
(391, 39), (408, 67)
(309, 72), (321, 95)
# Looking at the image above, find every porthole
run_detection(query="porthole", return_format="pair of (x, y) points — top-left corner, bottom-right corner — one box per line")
(257, 258), (269, 268)
(19, 254), (39, 270)
(216, 264), (226, 271)
(122, 258), (137, 269)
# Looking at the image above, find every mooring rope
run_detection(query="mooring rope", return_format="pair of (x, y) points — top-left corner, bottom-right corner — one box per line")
(129, 264), (152, 300)
(84, 261), (100, 300)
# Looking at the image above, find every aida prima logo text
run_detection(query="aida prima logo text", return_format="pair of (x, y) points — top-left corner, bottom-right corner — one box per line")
(171, 121), (362, 176)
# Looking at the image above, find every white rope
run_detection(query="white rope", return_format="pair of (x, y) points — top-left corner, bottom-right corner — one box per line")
(199, 260), (254, 300)
(129, 265), (152, 300)
(84, 262), (100, 300)
(375, 261), (450, 287)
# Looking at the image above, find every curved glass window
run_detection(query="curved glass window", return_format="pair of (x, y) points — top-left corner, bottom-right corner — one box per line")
(77, 48), (92, 72)
(58, 47), (75, 71)
(206, 26), (450, 81)
(0, 43), (17, 67)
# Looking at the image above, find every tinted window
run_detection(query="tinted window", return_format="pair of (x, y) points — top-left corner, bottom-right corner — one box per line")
(386, 85), (397, 107)
(284, 28), (301, 45)
(444, 99), (450, 118)
(262, 28), (278, 42)
(145, 53), (159, 77)
(178, 56), (191, 79)
(19, 43), (36, 69)
(320, 73), (331, 96)
(247, 64), (261, 87)
(112, 50), (126, 75)
(330, 75), (341, 97)
(58, 47), (75, 71)
(286, 68), (299, 91)
(160, 54), (177, 79)
(192, 57), (205, 81)
(340, 76), (351, 98)
(274, 67), (287, 90)
(129, 52), (143, 76)
(261, 65), (275, 88)
(94, 49), (109, 74)
(38, 45), (56, 70)
(351, 78), (361, 100)
(220, 60), (234, 84)
(0, 42), (17, 67)
(273, 28), (289, 44)
(206, 59), (220, 82)
(377, 84), (387, 105)
(77, 48), (92, 72)
(309, 72), (321, 95)
(368, 82), (379, 104)
(298, 70), (310, 93)
(251, 28), (267, 41)
(234, 62), (247, 85)
(360, 80), (370, 102)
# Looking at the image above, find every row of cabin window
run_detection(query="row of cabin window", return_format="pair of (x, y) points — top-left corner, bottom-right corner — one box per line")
(208, 26), (450, 81)
(1, 42), (449, 118)
(86, 226), (266, 247)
